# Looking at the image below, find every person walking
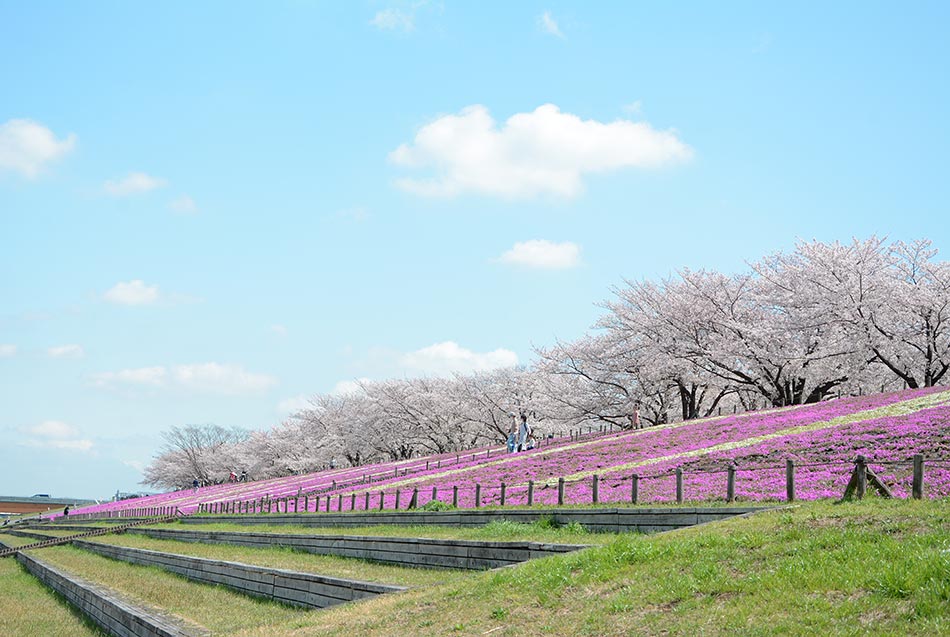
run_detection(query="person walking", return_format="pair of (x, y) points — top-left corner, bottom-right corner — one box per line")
(506, 412), (517, 453)
(517, 413), (530, 452)
(629, 403), (642, 430)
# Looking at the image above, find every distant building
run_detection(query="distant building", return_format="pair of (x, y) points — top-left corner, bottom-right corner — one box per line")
(0, 495), (96, 515)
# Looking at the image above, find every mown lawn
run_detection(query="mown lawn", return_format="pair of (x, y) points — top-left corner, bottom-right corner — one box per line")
(0, 557), (107, 637)
(81, 533), (467, 587)
(233, 499), (950, 636)
(4, 499), (948, 636)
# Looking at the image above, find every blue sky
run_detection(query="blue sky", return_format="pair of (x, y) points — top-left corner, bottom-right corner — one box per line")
(2, 2), (948, 500)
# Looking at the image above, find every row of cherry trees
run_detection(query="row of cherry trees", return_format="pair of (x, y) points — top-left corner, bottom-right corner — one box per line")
(143, 238), (950, 490)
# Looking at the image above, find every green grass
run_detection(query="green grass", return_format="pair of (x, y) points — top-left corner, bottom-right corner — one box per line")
(80, 533), (465, 587)
(6, 500), (949, 636)
(27, 545), (313, 634)
(0, 558), (107, 637)
(0, 533), (43, 548)
(230, 499), (950, 637)
(145, 518), (612, 544)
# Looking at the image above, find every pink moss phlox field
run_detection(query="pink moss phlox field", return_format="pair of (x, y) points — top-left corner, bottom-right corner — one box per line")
(57, 387), (950, 518)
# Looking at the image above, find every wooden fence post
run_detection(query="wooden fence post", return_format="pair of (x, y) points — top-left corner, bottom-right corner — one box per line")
(431, 486), (438, 502)
(912, 454), (924, 499)
(527, 480), (534, 506)
(557, 478), (565, 506)
(409, 488), (418, 509)
(364, 492), (370, 511)
(350, 493), (356, 511)
(453, 485), (459, 507)
(336, 494), (342, 511)
(395, 489), (401, 509)
(500, 483), (506, 506)
(631, 474), (639, 504)
(675, 468), (683, 504)
(786, 459), (796, 502)
(727, 464), (736, 503)
(474, 484), (481, 508)
(379, 491), (384, 510)
(592, 474), (599, 504)
(856, 455), (867, 499)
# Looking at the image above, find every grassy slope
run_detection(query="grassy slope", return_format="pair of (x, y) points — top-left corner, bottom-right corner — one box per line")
(146, 519), (618, 543)
(4, 500), (948, 635)
(26, 544), (312, 634)
(0, 558), (107, 637)
(81, 533), (467, 587)
(233, 499), (949, 637)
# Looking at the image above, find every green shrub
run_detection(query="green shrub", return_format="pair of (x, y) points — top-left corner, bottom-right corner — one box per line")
(421, 499), (456, 512)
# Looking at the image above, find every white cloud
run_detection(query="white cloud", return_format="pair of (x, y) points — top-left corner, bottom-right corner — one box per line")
(538, 11), (563, 38)
(402, 341), (518, 376)
(19, 420), (94, 453)
(623, 100), (643, 116)
(0, 119), (76, 177)
(25, 420), (79, 439)
(122, 459), (146, 473)
(104, 279), (159, 305)
(390, 103), (693, 199)
(172, 363), (277, 394)
(169, 195), (197, 213)
(270, 324), (288, 337)
(331, 377), (371, 396)
(499, 239), (581, 270)
(47, 344), (85, 358)
(0, 344), (16, 358)
(91, 366), (167, 388)
(104, 172), (167, 196)
(91, 363), (277, 395)
(277, 394), (312, 414)
(370, 8), (415, 31)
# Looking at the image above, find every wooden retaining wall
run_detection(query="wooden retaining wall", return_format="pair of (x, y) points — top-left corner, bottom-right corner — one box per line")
(178, 506), (768, 534)
(73, 540), (405, 609)
(16, 551), (206, 637)
(130, 528), (588, 570)
(5, 529), (58, 542)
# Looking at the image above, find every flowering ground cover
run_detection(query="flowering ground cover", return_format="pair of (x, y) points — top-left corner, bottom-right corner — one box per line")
(324, 386), (950, 507)
(58, 387), (950, 518)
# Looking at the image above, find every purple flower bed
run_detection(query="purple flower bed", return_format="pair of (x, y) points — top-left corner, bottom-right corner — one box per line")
(55, 387), (949, 519)
(323, 386), (949, 507)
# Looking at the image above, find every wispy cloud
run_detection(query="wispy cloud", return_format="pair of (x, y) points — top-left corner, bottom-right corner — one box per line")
(48, 344), (85, 358)
(401, 341), (518, 376)
(538, 11), (564, 38)
(91, 363), (277, 395)
(498, 239), (581, 270)
(371, 8), (415, 32)
(0, 118), (76, 177)
(270, 324), (288, 337)
(103, 280), (159, 305)
(277, 394), (311, 414)
(622, 100), (643, 116)
(169, 194), (197, 213)
(0, 344), (16, 358)
(19, 420), (94, 452)
(91, 366), (167, 387)
(390, 104), (693, 199)
(331, 377), (371, 396)
(104, 172), (167, 196)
